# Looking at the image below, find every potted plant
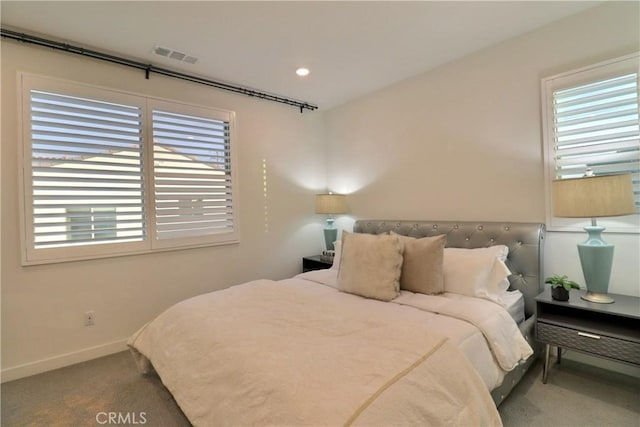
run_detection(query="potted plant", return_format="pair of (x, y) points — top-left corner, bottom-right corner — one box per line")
(545, 274), (580, 301)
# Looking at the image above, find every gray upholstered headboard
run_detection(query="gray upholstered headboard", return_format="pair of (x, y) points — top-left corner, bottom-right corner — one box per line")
(352, 220), (545, 317)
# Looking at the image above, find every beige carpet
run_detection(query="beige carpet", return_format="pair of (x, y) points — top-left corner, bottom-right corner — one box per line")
(498, 357), (639, 427)
(2, 350), (639, 426)
(2, 351), (190, 427)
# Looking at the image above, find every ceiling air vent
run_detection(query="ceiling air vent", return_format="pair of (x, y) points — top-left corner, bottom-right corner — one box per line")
(153, 46), (198, 65)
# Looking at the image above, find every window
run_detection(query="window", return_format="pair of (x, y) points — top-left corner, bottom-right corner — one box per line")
(66, 207), (117, 242)
(150, 102), (235, 247)
(28, 88), (146, 252)
(20, 74), (238, 264)
(542, 53), (640, 232)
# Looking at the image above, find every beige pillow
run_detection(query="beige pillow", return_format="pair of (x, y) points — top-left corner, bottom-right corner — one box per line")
(392, 232), (446, 294)
(337, 231), (403, 301)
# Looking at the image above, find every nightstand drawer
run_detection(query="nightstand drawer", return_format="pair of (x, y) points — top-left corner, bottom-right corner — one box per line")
(537, 322), (640, 365)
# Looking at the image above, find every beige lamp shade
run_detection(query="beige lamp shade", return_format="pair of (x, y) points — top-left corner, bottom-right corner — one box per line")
(315, 193), (347, 214)
(552, 173), (636, 218)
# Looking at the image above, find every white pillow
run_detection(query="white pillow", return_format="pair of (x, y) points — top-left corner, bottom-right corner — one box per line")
(443, 246), (511, 305)
(330, 240), (342, 270)
(337, 231), (403, 301)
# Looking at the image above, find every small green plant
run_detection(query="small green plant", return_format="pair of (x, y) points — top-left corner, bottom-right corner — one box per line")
(545, 274), (580, 291)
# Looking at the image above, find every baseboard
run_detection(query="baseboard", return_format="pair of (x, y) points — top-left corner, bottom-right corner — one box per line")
(1, 339), (128, 383)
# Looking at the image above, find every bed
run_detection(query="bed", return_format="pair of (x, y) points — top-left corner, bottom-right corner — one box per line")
(128, 219), (545, 426)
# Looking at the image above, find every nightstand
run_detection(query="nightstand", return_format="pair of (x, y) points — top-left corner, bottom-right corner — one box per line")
(535, 288), (640, 383)
(302, 255), (333, 272)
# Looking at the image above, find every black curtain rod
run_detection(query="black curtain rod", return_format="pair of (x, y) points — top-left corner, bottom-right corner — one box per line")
(1, 28), (318, 113)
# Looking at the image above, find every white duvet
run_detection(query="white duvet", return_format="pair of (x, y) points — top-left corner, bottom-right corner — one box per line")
(128, 272), (532, 426)
(300, 269), (532, 388)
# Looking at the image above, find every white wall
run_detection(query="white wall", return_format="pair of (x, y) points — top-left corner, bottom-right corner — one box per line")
(1, 41), (328, 381)
(325, 2), (639, 372)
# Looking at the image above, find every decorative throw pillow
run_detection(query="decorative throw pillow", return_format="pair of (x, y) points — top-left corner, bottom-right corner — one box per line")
(337, 231), (403, 301)
(391, 232), (446, 294)
(443, 246), (511, 305)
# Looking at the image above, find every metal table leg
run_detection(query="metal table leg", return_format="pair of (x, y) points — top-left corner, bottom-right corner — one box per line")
(542, 343), (550, 384)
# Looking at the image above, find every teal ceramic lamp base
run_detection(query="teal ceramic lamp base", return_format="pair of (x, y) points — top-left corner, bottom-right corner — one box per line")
(323, 217), (337, 251)
(578, 225), (615, 304)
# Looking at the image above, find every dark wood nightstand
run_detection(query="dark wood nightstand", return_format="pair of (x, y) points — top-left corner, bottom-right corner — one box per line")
(302, 255), (333, 272)
(535, 288), (640, 383)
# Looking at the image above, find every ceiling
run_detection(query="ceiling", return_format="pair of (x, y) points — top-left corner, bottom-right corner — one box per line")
(1, 1), (602, 110)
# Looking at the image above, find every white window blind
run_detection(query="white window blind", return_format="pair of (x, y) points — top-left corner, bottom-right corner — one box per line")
(542, 53), (640, 232)
(20, 74), (238, 265)
(553, 73), (639, 184)
(30, 90), (145, 248)
(152, 108), (235, 241)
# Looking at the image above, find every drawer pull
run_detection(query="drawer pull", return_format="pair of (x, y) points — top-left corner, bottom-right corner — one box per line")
(578, 332), (601, 340)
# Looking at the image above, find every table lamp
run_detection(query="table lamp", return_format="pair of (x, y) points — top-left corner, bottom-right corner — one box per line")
(552, 172), (636, 303)
(315, 193), (347, 251)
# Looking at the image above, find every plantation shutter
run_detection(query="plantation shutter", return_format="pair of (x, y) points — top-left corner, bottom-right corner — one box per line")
(552, 72), (640, 210)
(21, 74), (238, 264)
(151, 108), (235, 241)
(29, 90), (145, 248)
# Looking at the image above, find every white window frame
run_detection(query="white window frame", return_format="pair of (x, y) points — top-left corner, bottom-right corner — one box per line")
(542, 53), (640, 233)
(19, 73), (239, 265)
(148, 98), (238, 250)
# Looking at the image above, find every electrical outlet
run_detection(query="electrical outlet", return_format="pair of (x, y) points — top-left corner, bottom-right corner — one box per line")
(84, 311), (95, 327)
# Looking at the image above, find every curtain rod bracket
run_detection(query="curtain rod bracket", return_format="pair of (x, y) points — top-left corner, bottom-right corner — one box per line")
(145, 66), (151, 80)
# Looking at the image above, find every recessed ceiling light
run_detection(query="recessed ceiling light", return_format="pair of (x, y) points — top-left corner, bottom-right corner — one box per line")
(296, 67), (310, 77)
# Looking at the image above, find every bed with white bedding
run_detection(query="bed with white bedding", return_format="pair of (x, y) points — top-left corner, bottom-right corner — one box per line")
(128, 220), (545, 426)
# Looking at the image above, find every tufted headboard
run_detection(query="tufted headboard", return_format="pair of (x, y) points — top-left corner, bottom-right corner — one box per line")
(352, 220), (545, 318)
